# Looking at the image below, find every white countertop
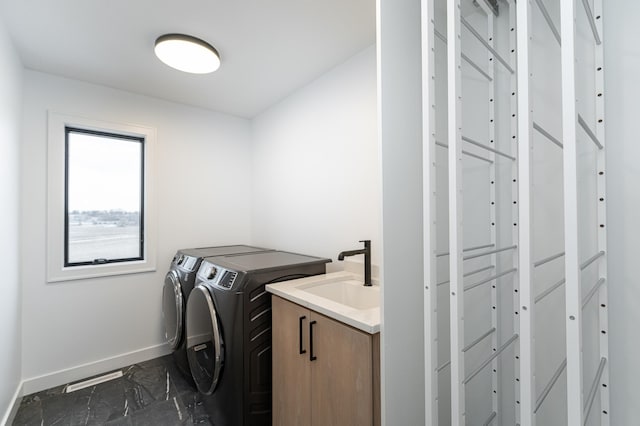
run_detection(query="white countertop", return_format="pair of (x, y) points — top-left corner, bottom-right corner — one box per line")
(266, 271), (380, 334)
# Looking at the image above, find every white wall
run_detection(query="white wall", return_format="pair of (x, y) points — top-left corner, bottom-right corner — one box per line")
(0, 16), (23, 423)
(20, 71), (253, 392)
(377, 0), (426, 423)
(250, 45), (380, 268)
(604, 2), (640, 425)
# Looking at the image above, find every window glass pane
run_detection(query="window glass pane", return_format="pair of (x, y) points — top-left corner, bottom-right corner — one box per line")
(66, 129), (143, 265)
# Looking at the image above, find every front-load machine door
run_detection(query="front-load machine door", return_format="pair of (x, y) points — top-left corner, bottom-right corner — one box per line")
(186, 285), (224, 395)
(162, 270), (183, 350)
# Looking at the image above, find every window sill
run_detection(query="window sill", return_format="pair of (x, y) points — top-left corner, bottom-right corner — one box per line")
(47, 260), (157, 283)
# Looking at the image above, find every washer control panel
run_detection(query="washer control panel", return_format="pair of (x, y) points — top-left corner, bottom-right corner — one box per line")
(197, 262), (238, 290)
(217, 270), (238, 289)
(173, 254), (199, 272)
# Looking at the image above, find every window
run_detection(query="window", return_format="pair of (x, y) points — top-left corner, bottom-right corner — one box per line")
(48, 113), (156, 282)
(65, 128), (144, 266)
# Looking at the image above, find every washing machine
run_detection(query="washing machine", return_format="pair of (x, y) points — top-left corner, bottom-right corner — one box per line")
(185, 250), (331, 425)
(162, 245), (271, 381)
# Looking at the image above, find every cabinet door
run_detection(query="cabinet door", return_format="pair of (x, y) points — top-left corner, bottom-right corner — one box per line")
(272, 296), (311, 426)
(310, 312), (373, 426)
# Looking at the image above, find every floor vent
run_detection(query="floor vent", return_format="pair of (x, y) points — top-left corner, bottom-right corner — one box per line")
(65, 370), (123, 393)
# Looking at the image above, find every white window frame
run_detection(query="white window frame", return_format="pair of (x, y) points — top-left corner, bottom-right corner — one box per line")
(47, 112), (157, 282)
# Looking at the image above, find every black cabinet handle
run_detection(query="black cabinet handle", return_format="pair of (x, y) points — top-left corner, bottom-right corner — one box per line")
(309, 320), (317, 361)
(298, 316), (306, 354)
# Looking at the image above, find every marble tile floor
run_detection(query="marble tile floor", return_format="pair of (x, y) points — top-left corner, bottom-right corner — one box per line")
(12, 355), (213, 426)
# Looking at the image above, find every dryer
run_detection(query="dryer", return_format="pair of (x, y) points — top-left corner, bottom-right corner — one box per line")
(162, 245), (271, 381)
(185, 250), (331, 425)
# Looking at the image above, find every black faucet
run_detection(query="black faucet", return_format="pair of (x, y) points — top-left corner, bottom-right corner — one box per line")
(337, 240), (372, 286)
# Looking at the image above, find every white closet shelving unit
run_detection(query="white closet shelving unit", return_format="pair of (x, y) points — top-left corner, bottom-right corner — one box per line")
(421, 0), (609, 424)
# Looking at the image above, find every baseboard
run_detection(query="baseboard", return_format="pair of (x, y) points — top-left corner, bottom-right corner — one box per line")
(1, 380), (24, 426)
(21, 343), (172, 396)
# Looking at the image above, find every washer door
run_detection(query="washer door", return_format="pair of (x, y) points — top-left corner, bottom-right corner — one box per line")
(162, 270), (183, 350)
(186, 285), (224, 395)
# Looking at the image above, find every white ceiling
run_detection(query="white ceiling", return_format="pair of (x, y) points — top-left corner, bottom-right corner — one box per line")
(0, 0), (376, 118)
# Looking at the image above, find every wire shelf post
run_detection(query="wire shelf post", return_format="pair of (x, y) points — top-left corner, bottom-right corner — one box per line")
(561, 0), (585, 423)
(447, 0), (466, 423)
(516, 0), (534, 423)
(507, 2), (522, 423)
(594, 0), (610, 422)
(485, 9), (500, 417)
(421, 0), (438, 423)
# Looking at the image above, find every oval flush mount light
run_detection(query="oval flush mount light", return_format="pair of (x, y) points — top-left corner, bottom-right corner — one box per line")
(154, 34), (221, 74)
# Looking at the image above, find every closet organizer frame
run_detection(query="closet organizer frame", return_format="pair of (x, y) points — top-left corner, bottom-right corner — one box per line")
(519, 0), (610, 424)
(423, 0), (520, 424)
(423, 0), (609, 424)
(560, 0), (610, 425)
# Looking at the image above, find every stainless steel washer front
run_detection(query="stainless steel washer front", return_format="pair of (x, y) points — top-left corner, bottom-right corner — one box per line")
(186, 284), (224, 395)
(162, 270), (183, 350)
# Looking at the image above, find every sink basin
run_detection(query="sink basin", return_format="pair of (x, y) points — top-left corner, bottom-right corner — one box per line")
(266, 272), (381, 333)
(298, 279), (379, 310)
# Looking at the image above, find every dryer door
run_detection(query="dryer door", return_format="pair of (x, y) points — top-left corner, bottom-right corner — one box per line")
(186, 285), (224, 395)
(162, 270), (183, 350)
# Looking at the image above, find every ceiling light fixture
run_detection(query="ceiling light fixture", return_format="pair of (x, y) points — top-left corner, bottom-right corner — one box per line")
(154, 34), (221, 74)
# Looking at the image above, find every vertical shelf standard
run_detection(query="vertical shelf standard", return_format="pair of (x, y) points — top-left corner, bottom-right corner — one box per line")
(593, 0), (610, 423)
(421, 0), (439, 424)
(516, 0), (534, 425)
(447, 0), (466, 423)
